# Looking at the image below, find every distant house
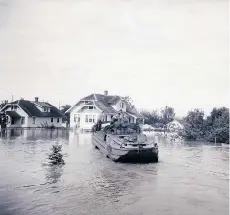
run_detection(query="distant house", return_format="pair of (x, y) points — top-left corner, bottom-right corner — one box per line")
(166, 119), (184, 132)
(66, 91), (144, 130)
(0, 97), (66, 128)
(142, 124), (155, 131)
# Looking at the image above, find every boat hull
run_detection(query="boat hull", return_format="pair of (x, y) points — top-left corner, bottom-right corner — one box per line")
(92, 132), (159, 163)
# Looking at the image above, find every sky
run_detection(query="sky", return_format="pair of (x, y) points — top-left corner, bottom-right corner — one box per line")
(0, 0), (229, 117)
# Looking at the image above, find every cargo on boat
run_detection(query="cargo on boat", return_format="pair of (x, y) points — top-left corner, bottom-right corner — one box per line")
(92, 119), (159, 163)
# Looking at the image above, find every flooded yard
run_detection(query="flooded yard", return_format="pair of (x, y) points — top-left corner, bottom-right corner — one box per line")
(0, 129), (229, 215)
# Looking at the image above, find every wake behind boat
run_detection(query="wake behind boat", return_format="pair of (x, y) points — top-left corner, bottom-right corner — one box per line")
(92, 120), (159, 163)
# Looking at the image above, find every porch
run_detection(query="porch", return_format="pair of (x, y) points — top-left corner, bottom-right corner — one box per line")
(5, 111), (25, 127)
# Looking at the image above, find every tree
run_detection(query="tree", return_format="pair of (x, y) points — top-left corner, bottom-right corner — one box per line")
(60, 105), (71, 126)
(161, 106), (175, 125)
(48, 144), (65, 165)
(182, 109), (205, 140)
(204, 107), (229, 143)
(0, 100), (8, 109)
(123, 96), (135, 109)
(60, 105), (71, 113)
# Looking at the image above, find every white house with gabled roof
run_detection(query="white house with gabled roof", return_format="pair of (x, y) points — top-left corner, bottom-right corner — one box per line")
(0, 97), (66, 128)
(66, 91), (144, 130)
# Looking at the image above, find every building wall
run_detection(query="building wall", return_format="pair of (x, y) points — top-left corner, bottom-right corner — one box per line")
(69, 104), (85, 128)
(69, 105), (102, 129)
(4, 105), (29, 128)
(79, 112), (101, 130)
(103, 114), (114, 122)
(69, 100), (134, 129)
(112, 100), (126, 112)
(27, 117), (63, 128)
(3, 105), (63, 128)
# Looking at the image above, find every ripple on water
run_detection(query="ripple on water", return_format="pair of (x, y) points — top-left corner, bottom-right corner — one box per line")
(0, 129), (229, 215)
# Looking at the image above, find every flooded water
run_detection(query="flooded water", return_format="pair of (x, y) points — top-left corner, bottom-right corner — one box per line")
(0, 129), (228, 215)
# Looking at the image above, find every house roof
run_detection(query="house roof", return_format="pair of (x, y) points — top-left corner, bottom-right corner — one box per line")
(74, 93), (121, 114)
(31, 102), (52, 108)
(6, 111), (21, 118)
(94, 101), (117, 114)
(80, 94), (96, 101)
(69, 93), (143, 118)
(94, 94), (121, 104)
(3, 100), (66, 118)
(80, 94), (121, 104)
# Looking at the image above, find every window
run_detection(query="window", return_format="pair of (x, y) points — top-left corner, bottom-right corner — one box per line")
(51, 117), (53, 123)
(85, 115), (88, 122)
(57, 118), (59, 123)
(89, 106), (94, 110)
(32, 117), (36, 124)
(93, 115), (95, 123)
(74, 114), (80, 122)
(89, 115), (93, 122)
(121, 102), (124, 108)
(21, 117), (25, 124)
(11, 117), (15, 124)
(13, 106), (17, 110)
(43, 108), (50, 112)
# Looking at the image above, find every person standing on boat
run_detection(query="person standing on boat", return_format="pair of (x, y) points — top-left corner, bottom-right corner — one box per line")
(96, 111), (104, 131)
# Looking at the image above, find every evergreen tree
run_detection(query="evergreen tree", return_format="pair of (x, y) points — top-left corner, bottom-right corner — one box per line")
(48, 144), (65, 165)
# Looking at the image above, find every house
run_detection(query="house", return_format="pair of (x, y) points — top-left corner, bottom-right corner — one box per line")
(166, 119), (184, 132)
(0, 97), (66, 128)
(66, 91), (144, 130)
(142, 124), (155, 131)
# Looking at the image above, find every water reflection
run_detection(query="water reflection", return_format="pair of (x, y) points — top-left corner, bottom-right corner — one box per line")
(0, 129), (228, 215)
(0, 128), (70, 141)
(45, 165), (64, 184)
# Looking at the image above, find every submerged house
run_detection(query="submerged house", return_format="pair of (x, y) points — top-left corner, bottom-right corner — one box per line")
(66, 91), (144, 130)
(0, 97), (66, 128)
(166, 119), (184, 132)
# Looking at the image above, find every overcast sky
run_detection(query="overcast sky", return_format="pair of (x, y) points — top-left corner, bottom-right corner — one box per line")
(0, 0), (228, 116)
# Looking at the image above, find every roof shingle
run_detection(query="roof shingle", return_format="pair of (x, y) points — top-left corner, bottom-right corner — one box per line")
(94, 101), (117, 114)
(4, 100), (66, 118)
(75, 93), (143, 118)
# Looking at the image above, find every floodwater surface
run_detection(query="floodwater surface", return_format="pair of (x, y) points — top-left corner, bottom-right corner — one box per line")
(0, 129), (229, 215)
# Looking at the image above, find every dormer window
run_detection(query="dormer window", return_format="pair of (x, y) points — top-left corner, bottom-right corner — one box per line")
(11, 105), (17, 110)
(43, 107), (50, 112)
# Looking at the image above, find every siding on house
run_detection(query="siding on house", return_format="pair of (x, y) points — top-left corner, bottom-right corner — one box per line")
(67, 92), (143, 130)
(4, 105), (29, 128)
(27, 117), (63, 128)
(1, 99), (65, 128)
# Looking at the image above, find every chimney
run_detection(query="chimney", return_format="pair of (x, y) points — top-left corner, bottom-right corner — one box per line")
(35, 97), (39, 102)
(104, 90), (108, 96)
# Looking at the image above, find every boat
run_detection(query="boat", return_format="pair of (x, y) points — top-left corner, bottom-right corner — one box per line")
(92, 123), (159, 163)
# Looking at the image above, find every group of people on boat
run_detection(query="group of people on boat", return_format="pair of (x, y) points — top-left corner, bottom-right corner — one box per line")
(93, 110), (141, 134)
